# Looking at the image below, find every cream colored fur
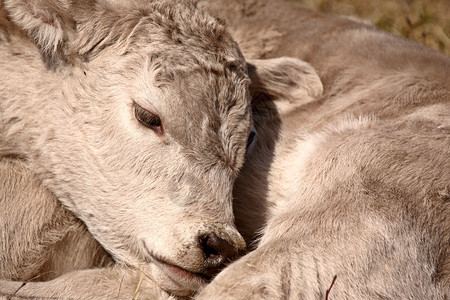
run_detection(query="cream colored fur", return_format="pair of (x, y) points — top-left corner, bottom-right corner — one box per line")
(196, 0), (450, 299)
(0, 0), (320, 298)
(1, 0), (449, 299)
(0, 0), (253, 298)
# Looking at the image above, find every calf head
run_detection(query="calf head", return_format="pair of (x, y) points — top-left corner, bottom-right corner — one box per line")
(3, 0), (251, 295)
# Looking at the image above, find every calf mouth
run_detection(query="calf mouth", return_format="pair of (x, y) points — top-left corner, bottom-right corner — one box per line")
(138, 240), (211, 294)
(151, 255), (212, 292)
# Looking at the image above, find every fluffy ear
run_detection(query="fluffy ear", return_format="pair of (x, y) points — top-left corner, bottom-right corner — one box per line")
(3, 0), (75, 67)
(247, 57), (323, 113)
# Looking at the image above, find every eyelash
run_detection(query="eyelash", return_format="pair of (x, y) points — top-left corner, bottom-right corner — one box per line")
(134, 102), (163, 136)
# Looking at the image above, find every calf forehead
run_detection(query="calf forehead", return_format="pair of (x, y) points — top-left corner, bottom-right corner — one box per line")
(156, 59), (251, 171)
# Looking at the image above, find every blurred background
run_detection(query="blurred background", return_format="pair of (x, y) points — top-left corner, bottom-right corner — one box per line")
(290, 0), (450, 55)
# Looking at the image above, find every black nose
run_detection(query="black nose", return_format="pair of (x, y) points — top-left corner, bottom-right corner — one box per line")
(199, 232), (238, 272)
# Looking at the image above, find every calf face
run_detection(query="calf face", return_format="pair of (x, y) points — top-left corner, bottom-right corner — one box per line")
(1, 0), (250, 294)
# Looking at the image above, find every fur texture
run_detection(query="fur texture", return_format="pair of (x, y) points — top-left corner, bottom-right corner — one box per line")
(1, 0), (449, 299)
(196, 0), (450, 299)
(0, 0), (253, 297)
(0, 0), (317, 298)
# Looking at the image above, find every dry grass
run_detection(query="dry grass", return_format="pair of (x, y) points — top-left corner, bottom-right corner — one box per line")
(289, 0), (450, 55)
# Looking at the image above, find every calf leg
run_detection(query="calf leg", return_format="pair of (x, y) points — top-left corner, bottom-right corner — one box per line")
(0, 267), (175, 299)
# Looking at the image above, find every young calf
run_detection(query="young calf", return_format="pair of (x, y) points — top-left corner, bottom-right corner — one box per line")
(0, 0), (251, 297)
(197, 0), (450, 298)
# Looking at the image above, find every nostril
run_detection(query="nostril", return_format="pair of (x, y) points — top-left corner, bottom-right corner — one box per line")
(203, 236), (220, 260)
(199, 232), (237, 269)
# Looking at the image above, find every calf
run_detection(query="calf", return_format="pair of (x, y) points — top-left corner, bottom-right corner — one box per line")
(0, 0), (250, 297)
(197, 0), (450, 298)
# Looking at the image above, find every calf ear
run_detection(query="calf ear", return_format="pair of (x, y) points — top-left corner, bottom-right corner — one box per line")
(247, 57), (323, 113)
(3, 0), (74, 68)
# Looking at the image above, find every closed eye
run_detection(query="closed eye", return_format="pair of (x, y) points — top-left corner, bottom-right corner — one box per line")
(246, 125), (258, 155)
(134, 102), (163, 135)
